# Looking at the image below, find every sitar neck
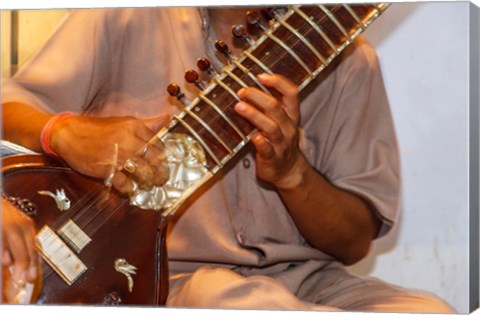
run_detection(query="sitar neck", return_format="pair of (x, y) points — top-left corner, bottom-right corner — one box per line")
(164, 4), (388, 170)
(131, 4), (390, 214)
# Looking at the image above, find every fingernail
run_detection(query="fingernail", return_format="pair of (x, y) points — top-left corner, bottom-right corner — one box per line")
(237, 88), (245, 96)
(254, 133), (264, 143)
(258, 73), (270, 80)
(234, 102), (246, 112)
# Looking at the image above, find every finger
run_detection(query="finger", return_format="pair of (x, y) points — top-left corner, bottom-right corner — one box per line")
(141, 114), (170, 133)
(234, 101), (284, 144)
(237, 87), (285, 118)
(7, 234), (30, 282)
(237, 88), (293, 134)
(102, 136), (154, 188)
(137, 136), (167, 160)
(257, 73), (300, 124)
(133, 127), (168, 165)
(142, 143), (169, 186)
(27, 263), (39, 283)
(2, 249), (12, 266)
(134, 115), (170, 144)
(121, 156), (157, 190)
(118, 138), (168, 190)
(251, 131), (275, 159)
(111, 171), (137, 195)
(23, 224), (39, 282)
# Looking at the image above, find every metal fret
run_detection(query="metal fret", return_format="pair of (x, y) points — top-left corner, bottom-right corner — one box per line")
(342, 4), (366, 30)
(223, 69), (248, 89)
(372, 4), (382, 15)
(265, 31), (313, 76)
(183, 106), (234, 154)
(233, 59), (272, 96)
(174, 115), (222, 166)
(199, 94), (247, 141)
(293, 6), (339, 54)
(277, 14), (327, 65)
(319, 5), (352, 42)
(243, 51), (274, 74)
(374, 4), (390, 17)
(213, 77), (241, 101)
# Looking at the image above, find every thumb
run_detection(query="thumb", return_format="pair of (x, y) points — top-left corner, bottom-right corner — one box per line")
(141, 114), (170, 132)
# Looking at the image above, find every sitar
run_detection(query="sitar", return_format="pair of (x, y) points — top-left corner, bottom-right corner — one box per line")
(1, 3), (389, 305)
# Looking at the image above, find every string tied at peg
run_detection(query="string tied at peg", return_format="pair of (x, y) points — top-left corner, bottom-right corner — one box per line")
(197, 57), (218, 78)
(264, 7), (283, 20)
(231, 24), (254, 46)
(167, 83), (191, 107)
(185, 69), (206, 90)
(246, 11), (268, 32)
(215, 40), (235, 62)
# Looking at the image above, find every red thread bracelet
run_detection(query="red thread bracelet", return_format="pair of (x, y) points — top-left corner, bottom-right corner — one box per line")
(40, 112), (75, 158)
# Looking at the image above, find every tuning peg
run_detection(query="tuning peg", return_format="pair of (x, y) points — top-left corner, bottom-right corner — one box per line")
(185, 69), (207, 90)
(167, 83), (191, 107)
(264, 7), (282, 20)
(215, 40), (235, 62)
(263, 6), (288, 20)
(197, 57), (219, 78)
(231, 24), (254, 46)
(246, 11), (267, 32)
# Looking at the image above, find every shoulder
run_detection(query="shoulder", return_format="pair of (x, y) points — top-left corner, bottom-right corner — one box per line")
(62, 8), (166, 33)
(338, 36), (381, 75)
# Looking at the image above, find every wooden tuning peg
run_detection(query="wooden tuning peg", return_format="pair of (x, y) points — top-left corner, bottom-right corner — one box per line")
(262, 6), (287, 20)
(197, 57), (218, 78)
(215, 40), (235, 61)
(167, 83), (191, 107)
(246, 11), (267, 32)
(231, 24), (254, 46)
(264, 7), (282, 20)
(185, 69), (206, 90)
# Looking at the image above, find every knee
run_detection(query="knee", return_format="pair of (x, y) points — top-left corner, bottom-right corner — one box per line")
(167, 267), (245, 308)
(413, 294), (456, 314)
(167, 267), (308, 310)
(374, 292), (457, 313)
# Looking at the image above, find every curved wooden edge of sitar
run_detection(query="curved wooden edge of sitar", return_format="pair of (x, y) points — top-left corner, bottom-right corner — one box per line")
(2, 153), (70, 174)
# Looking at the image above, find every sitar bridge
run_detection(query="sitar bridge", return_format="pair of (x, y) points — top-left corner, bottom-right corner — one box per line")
(36, 225), (87, 286)
(57, 219), (92, 253)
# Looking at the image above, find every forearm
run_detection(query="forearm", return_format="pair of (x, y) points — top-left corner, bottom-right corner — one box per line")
(276, 154), (381, 265)
(2, 102), (54, 151)
(232, 73), (383, 264)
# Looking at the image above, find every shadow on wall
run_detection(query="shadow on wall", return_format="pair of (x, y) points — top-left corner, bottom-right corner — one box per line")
(347, 2), (422, 276)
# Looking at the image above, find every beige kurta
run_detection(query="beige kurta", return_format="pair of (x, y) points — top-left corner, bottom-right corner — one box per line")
(1, 7), (454, 312)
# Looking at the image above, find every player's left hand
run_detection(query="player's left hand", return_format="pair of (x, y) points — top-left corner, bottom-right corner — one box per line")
(234, 73), (309, 190)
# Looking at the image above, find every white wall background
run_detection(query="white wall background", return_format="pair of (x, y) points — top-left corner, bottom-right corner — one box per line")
(348, 2), (471, 313)
(0, 2), (474, 313)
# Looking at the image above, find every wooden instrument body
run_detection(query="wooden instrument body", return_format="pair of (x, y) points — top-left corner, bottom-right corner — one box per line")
(2, 154), (169, 305)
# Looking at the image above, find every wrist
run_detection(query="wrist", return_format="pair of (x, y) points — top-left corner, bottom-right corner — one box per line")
(40, 112), (75, 158)
(273, 153), (311, 191)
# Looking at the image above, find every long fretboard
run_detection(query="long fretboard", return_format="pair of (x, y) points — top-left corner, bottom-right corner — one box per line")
(143, 4), (389, 215)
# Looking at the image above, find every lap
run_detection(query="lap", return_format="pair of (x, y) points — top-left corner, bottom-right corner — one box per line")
(167, 266), (337, 311)
(166, 264), (455, 313)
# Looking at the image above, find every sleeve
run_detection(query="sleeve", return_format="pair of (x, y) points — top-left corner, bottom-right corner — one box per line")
(304, 38), (401, 238)
(1, 9), (114, 114)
